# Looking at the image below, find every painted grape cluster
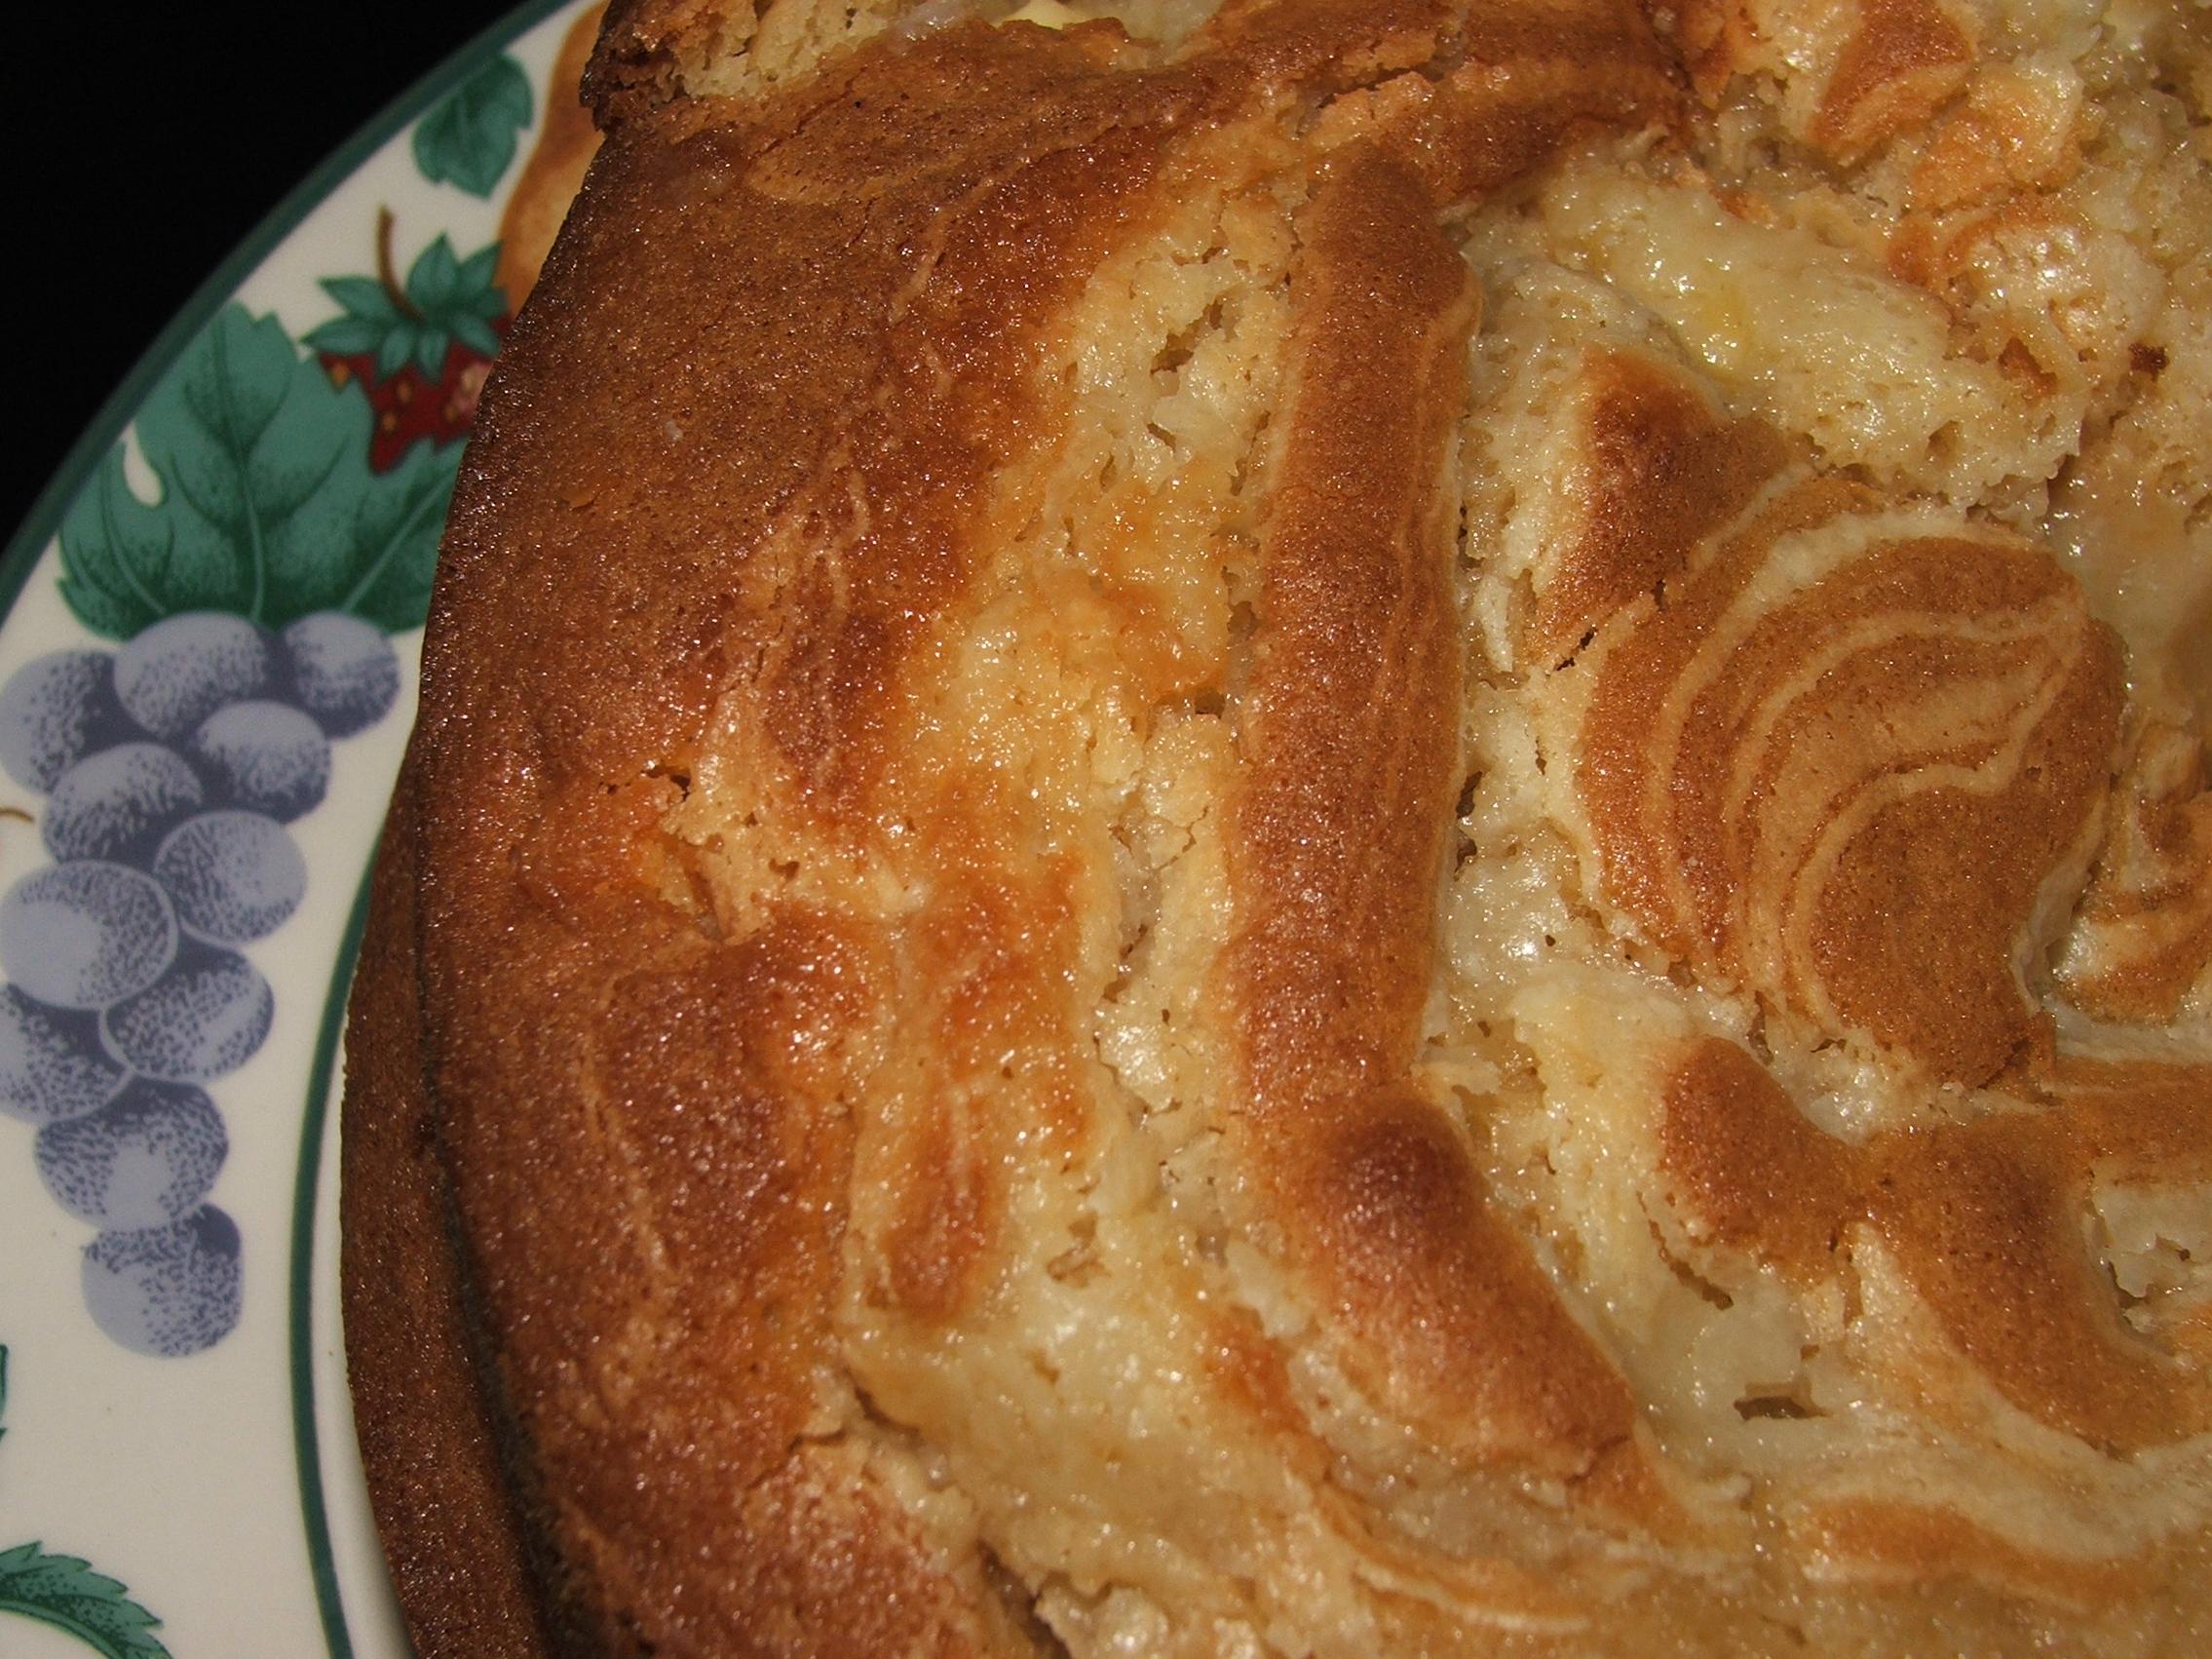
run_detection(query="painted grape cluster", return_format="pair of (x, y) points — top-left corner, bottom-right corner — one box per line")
(0, 53), (523, 1374)
(0, 612), (397, 1356)
(0, 44), (546, 1655)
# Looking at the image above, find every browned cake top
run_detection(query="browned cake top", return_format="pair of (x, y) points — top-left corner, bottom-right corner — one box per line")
(343, 0), (2212, 1653)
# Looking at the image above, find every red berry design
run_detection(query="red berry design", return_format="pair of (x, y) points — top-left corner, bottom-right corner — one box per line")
(308, 209), (510, 473)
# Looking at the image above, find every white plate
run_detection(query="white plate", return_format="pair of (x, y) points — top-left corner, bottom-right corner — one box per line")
(0, 3), (591, 1652)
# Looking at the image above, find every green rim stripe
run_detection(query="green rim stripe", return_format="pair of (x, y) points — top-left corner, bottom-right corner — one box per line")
(0, 0), (575, 624)
(289, 861), (378, 1659)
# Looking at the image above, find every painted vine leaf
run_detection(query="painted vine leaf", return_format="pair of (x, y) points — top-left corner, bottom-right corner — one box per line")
(413, 55), (534, 197)
(0, 1546), (173, 1659)
(57, 304), (461, 638)
(306, 235), (507, 378)
(0, 1352), (174, 1659)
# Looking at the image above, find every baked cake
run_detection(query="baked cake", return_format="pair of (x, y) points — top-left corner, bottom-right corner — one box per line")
(342, 0), (2212, 1651)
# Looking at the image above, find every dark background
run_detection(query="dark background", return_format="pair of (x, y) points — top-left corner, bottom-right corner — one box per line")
(4, 0), (530, 553)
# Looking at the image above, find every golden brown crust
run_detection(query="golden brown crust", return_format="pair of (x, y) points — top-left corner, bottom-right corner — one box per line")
(1564, 468), (2126, 1087)
(1520, 347), (1788, 667)
(376, 19), (1235, 1651)
(1812, 0), (1976, 164)
(1659, 1034), (2211, 1453)
(582, 0), (740, 117)
(2061, 723), (2212, 1022)
(347, 0), (2212, 1651)
(1224, 149), (1640, 1475)
(340, 771), (560, 1659)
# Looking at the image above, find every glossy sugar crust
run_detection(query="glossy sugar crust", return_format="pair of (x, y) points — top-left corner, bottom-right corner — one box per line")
(343, 0), (2212, 1652)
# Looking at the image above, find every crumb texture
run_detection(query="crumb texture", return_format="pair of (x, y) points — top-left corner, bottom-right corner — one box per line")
(344, 0), (2212, 1653)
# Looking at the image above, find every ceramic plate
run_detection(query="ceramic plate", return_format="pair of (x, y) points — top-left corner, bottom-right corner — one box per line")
(0, 2), (595, 1652)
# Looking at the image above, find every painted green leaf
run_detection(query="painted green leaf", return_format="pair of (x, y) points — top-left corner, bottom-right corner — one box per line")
(0, 1543), (172, 1659)
(318, 276), (399, 325)
(304, 235), (507, 385)
(409, 236), (461, 311)
(452, 313), (503, 360)
(412, 56), (533, 197)
(454, 242), (500, 296)
(57, 304), (459, 637)
(286, 435), (463, 635)
(298, 314), (387, 357)
(404, 237), (506, 328)
(375, 323), (421, 380)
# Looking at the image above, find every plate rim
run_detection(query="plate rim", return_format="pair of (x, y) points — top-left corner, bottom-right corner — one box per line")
(0, 2), (583, 1654)
(0, 0), (575, 609)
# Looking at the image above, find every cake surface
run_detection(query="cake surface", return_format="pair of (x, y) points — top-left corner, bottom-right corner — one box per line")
(341, 0), (2212, 1652)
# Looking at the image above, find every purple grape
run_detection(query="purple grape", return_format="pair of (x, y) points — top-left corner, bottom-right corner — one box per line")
(0, 862), (177, 1010)
(282, 611), (399, 737)
(152, 810), (305, 945)
(0, 986), (125, 1124)
(36, 1078), (226, 1229)
(42, 741), (206, 864)
(100, 942), (273, 1082)
(0, 649), (129, 791)
(82, 1205), (241, 1357)
(112, 612), (274, 741)
(187, 700), (329, 821)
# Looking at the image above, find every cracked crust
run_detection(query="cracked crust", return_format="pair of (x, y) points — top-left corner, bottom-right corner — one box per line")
(345, 0), (2212, 1653)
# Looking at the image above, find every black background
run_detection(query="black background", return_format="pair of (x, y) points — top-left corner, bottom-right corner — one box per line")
(4, 0), (531, 553)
